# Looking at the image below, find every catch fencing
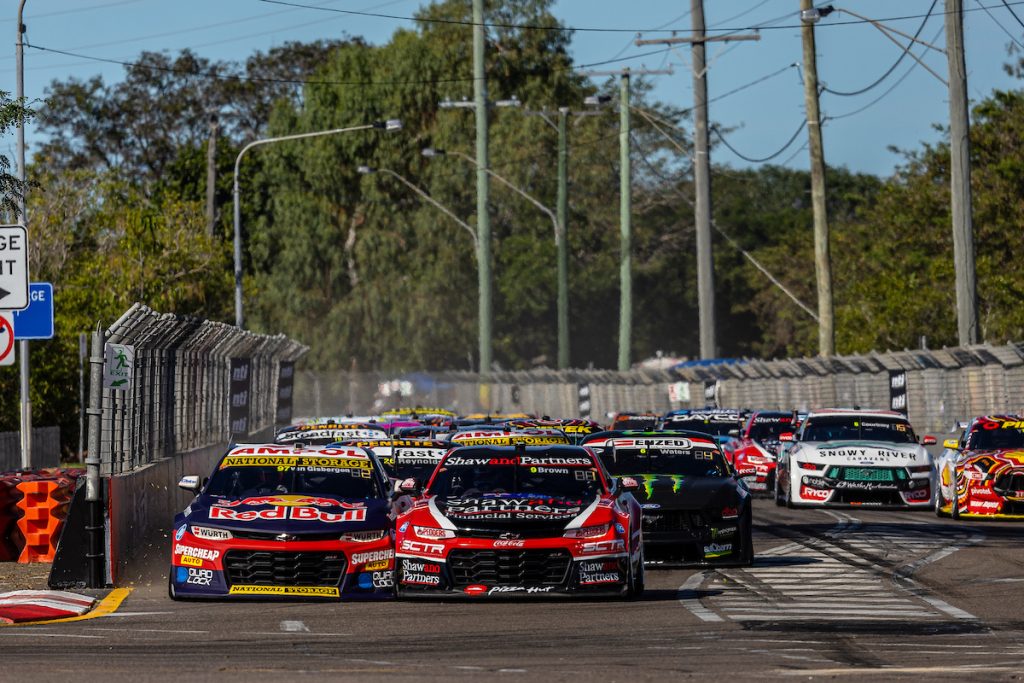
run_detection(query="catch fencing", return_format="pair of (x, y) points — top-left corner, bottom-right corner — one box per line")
(293, 341), (1024, 435)
(96, 303), (307, 475)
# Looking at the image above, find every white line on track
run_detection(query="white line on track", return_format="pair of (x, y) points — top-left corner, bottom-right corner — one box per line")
(3, 632), (105, 638)
(87, 627), (210, 634)
(677, 571), (722, 622)
(279, 620), (310, 633)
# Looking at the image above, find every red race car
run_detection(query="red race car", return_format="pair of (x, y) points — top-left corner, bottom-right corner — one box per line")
(722, 411), (796, 494)
(393, 444), (645, 599)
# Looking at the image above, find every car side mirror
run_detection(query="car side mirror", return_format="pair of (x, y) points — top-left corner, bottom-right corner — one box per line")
(398, 477), (421, 494)
(943, 439), (959, 449)
(778, 432), (794, 442)
(178, 475), (201, 493)
(921, 435), (937, 446)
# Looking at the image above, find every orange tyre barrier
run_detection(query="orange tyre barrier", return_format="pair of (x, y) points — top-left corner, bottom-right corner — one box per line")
(14, 478), (72, 563)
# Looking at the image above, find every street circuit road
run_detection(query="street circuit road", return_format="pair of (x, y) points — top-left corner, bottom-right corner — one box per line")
(5, 500), (1024, 681)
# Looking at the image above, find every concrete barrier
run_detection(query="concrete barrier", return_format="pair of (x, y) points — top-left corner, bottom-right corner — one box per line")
(106, 427), (274, 586)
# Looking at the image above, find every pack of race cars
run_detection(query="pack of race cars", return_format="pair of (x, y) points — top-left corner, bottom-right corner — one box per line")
(169, 406), (1024, 601)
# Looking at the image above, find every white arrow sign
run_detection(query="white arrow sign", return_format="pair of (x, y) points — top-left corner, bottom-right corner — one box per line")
(0, 225), (29, 310)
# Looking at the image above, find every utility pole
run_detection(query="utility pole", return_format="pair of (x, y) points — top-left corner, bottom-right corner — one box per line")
(637, 10), (758, 361)
(556, 108), (569, 370)
(617, 71), (632, 372)
(800, 0), (835, 357)
(16, 0), (32, 469)
(582, 68), (671, 371)
(206, 111), (218, 238)
(472, 0), (492, 377)
(945, 0), (978, 345)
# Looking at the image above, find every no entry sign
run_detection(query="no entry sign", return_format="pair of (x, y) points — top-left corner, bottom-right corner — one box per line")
(0, 312), (14, 366)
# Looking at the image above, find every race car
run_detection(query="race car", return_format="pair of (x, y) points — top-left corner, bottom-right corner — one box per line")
(721, 411), (797, 494)
(610, 412), (660, 431)
(661, 408), (747, 448)
(505, 418), (603, 444)
(935, 415), (1024, 518)
(392, 444), (645, 599)
(447, 429), (571, 447)
(774, 409), (936, 508)
(582, 431), (753, 566)
(169, 444), (397, 600)
(275, 421), (389, 445)
(338, 438), (450, 484)
(380, 408), (455, 427)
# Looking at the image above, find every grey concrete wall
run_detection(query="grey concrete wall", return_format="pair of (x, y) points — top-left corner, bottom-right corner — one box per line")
(108, 426), (275, 586)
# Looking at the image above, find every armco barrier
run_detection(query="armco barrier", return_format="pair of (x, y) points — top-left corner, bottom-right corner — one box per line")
(15, 477), (72, 563)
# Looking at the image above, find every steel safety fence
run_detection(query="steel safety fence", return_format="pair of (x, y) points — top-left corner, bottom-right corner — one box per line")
(292, 342), (1024, 435)
(93, 303), (307, 475)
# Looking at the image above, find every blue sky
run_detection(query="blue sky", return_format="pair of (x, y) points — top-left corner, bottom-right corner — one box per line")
(1, 0), (1022, 176)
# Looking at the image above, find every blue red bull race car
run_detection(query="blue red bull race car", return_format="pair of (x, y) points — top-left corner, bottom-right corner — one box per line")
(169, 444), (398, 600)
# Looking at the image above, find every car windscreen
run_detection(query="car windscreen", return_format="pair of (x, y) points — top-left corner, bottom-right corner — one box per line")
(663, 415), (741, 437)
(205, 456), (382, 500)
(967, 424), (1024, 450)
(600, 445), (729, 477)
(801, 416), (916, 444)
(748, 417), (795, 441)
(392, 448), (447, 480)
(428, 451), (603, 499)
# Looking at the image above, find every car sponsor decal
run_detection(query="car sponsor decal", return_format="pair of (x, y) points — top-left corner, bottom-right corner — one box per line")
(174, 543), (221, 561)
(174, 525), (186, 541)
(399, 539), (445, 557)
(189, 526), (232, 541)
(800, 485), (831, 501)
(228, 585), (340, 597)
(444, 455), (592, 467)
(814, 447), (918, 460)
(177, 567), (213, 586)
(449, 433), (570, 446)
(703, 542), (733, 558)
(217, 495), (366, 508)
(350, 549), (394, 566)
(580, 539), (626, 554)
(485, 586), (556, 595)
(209, 506), (367, 523)
(441, 496), (585, 520)
(220, 455), (372, 470)
(358, 570), (395, 589)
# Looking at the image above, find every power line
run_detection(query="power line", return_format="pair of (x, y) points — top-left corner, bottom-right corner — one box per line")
(825, 25), (945, 121)
(254, 0), (1024, 34)
(822, 0), (939, 97)
(978, 0), (1024, 47)
(23, 42), (672, 89)
(711, 120), (808, 163)
(0, 0), (143, 23)
(1001, 0), (1024, 28)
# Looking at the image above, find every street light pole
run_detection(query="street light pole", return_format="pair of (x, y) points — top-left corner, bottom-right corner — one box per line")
(618, 70), (632, 372)
(231, 120), (401, 328)
(357, 166), (477, 246)
(16, 0), (31, 469)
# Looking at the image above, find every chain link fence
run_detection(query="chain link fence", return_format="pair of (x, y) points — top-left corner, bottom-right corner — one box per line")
(293, 342), (1024, 435)
(96, 303), (308, 475)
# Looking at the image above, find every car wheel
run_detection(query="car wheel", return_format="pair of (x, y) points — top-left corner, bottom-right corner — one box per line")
(738, 510), (754, 567)
(784, 477), (795, 509)
(631, 547), (645, 599)
(935, 477), (950, 518)
(774, 471), (785, 507)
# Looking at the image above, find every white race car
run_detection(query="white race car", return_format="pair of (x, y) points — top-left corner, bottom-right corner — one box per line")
(774, 409), (936, 508)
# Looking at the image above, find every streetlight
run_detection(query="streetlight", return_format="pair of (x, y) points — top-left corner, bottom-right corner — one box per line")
(422, 147), (568, 367)
(356, 166), (477, 246)
(231, 118), (402, 328)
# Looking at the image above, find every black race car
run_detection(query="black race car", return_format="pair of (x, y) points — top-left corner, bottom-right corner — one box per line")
(582, 430), (753, 567)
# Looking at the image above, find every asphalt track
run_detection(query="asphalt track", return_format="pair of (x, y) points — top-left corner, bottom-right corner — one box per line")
(5, 500), (1024, 682)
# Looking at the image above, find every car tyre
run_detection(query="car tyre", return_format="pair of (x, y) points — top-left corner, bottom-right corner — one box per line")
(737, 509), (754, 567)
(774, 471), (786, 507)
(935, 477), (950, 518)
(631, 547), (645, 599)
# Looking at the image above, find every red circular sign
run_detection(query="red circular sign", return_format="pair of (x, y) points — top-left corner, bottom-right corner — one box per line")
(0, 315), (13, 363)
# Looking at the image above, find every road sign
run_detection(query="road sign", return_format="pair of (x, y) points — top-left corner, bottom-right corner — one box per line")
(0, 224), (29, 310)
(0, 312), (14, 366)
(103, 343), (135, 390)
(13, 283), (54, 340)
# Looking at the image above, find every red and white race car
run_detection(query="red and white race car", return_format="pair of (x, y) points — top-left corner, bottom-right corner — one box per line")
(722, 411), (797, 494)
(392, 444), (645, 598)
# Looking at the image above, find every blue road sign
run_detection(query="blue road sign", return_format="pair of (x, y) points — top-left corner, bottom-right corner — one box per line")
(13, 282), (54, 340)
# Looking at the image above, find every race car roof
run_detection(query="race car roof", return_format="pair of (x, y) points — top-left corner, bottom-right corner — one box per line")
(582, 430), (719, 449)
(805, 409), (908, 420)
(221, 444), (373, 465)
